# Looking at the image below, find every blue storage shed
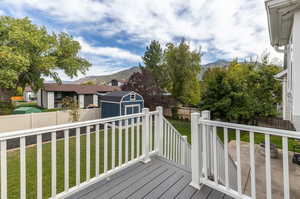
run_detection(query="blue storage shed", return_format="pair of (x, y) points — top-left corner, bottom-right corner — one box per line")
(100, 91), (144, 118)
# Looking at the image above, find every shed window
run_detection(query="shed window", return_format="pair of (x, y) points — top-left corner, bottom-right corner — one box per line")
(130, 94), (135, 101)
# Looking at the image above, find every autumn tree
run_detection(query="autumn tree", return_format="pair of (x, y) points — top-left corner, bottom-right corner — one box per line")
(0, 16), (91, 95)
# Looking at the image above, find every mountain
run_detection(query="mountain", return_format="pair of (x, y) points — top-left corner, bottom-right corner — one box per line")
(75, 67), (141, 84)
(74, 60), (230, 85)
(198, 59), (230, 80)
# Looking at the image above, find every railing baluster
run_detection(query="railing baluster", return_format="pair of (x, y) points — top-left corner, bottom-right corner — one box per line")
(20, 137), (26, 199)
(86, 126), (90, 180)
(76, 128), (80, 185)
(265, 134), (272, 199)
(51, 131), (57, 197)
(137, 118), (140, 157)
(149, 115), (153, 151)
(164, 121), (167, 157)
(37, 134), (42, 199)
(224, 127), (229, 189)
(131, 118), (134, 160)
(125, 119), (129, 163)
(112, 122), (116, 169)
(119, 120), (123, 165)
(236, 129), (242, 194)
(203, 123), (208, 179)
(104, 123), (108, 173)
(282, 136), (290, 199)
(95, 124), (100, 176)
(250, 131), (256, 199)
(64, 129), (69, 191)
(213, 126), (218, 184)
(1, 140), (7, 199)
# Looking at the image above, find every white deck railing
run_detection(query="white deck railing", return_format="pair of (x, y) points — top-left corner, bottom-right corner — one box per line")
(0, 106), (191, 199)
(190, 110), (300, 199)
(161, 117), (191, 169)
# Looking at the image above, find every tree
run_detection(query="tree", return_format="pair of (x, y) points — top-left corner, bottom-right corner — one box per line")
(164, 40), (201, 105)
(200, 57), (282, 123)
(142, 40), (168, 88)
(62, 96), (80, 122)
(0, 16), (91, 95)
(82, 80), (96, 85)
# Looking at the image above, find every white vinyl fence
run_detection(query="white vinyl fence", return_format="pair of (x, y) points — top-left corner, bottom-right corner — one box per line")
(0, 108), (100, 133)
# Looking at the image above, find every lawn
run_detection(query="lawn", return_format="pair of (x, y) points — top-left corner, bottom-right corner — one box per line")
(168, 118), (300, 152)
(5, 126), (144, 199)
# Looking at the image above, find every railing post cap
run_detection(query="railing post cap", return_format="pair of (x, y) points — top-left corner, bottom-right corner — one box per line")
(191, 112), (201, 117)
(142, 108), (149, 113)
(156, 106), (163, 111)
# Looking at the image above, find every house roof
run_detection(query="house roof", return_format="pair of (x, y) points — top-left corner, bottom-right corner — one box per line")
(24, 87), (32, 92)
(265, 0), (300, 46)
(43, 83), (120, 94)
(100, 91), (134, 102)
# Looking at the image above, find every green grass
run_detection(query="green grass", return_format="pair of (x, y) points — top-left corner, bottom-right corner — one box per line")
(168, 118), (300, 152)
(5, 126), (144, 199)
(168, 119), (191, 143)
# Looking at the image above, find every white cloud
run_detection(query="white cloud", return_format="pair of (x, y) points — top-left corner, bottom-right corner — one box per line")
(3, 0), (284, 80)
(75, 37), (141, 62)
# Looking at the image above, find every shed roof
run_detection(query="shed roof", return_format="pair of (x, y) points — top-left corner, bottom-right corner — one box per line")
(100, 91), (135, 102)
(43, 83), (120, 94)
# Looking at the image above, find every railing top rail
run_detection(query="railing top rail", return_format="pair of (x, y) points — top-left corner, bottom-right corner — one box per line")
(0, 112), (148, 140)
(199, 119), (300, 139)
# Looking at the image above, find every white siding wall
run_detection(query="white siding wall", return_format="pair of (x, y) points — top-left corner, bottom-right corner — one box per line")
(79, 95), (84, 108)
(37, 90), (42, 107)
(93, 95), (98, 106)
(292, 11), (300, 130)
(48, 92), (54, 109)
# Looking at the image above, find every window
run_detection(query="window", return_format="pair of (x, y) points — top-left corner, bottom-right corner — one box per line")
(130, 94), (135, 101)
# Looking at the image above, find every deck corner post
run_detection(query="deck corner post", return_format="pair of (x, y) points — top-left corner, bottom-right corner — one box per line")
(156, 106), (163, 155)
(190, 111), (202, 189)
(142, 108), (151, 163)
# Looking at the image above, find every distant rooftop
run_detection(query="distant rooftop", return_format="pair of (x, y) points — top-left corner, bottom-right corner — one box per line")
(43, 83), (120, 94)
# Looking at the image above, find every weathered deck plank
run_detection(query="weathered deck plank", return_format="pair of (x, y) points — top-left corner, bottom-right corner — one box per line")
(66, 156), (228, 199)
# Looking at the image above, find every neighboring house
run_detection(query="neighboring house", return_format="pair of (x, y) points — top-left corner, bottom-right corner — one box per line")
(100, 91), (144, 118)
(107, 79), (127, 87)
(265, 0), (300, 130)
(23, 87), (37, 102)
(37, 83), (120, 109)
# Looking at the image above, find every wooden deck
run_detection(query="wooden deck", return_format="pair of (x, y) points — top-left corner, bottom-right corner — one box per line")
(66, 156), (232, 199)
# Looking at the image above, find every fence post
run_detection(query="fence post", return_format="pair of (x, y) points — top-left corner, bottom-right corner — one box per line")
(181, 136), (187, 165)
(142, 108), (151, 163)
(156, 106), (163, 155)
(190, 112), (201, 189)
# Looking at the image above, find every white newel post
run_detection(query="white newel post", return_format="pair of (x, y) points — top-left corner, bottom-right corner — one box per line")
(142, 108), (151, 163)
(156, 106), (163, 155)
(201, 110), (212, 178)
(190, 112), (201, 189)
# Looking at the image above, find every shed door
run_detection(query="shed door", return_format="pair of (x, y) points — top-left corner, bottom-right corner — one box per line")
(125, 105), (140, 115)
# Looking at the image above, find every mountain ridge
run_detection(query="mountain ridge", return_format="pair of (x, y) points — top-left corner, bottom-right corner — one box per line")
(74, 60), (230, 84)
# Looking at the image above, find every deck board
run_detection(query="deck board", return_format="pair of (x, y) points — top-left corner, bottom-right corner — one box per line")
(66, 156), (228, 199)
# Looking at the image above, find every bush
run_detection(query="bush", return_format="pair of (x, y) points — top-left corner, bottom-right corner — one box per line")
(0, 100), (15, 115)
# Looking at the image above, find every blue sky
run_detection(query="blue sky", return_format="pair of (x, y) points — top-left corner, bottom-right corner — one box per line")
(0, 0), (282, 80)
